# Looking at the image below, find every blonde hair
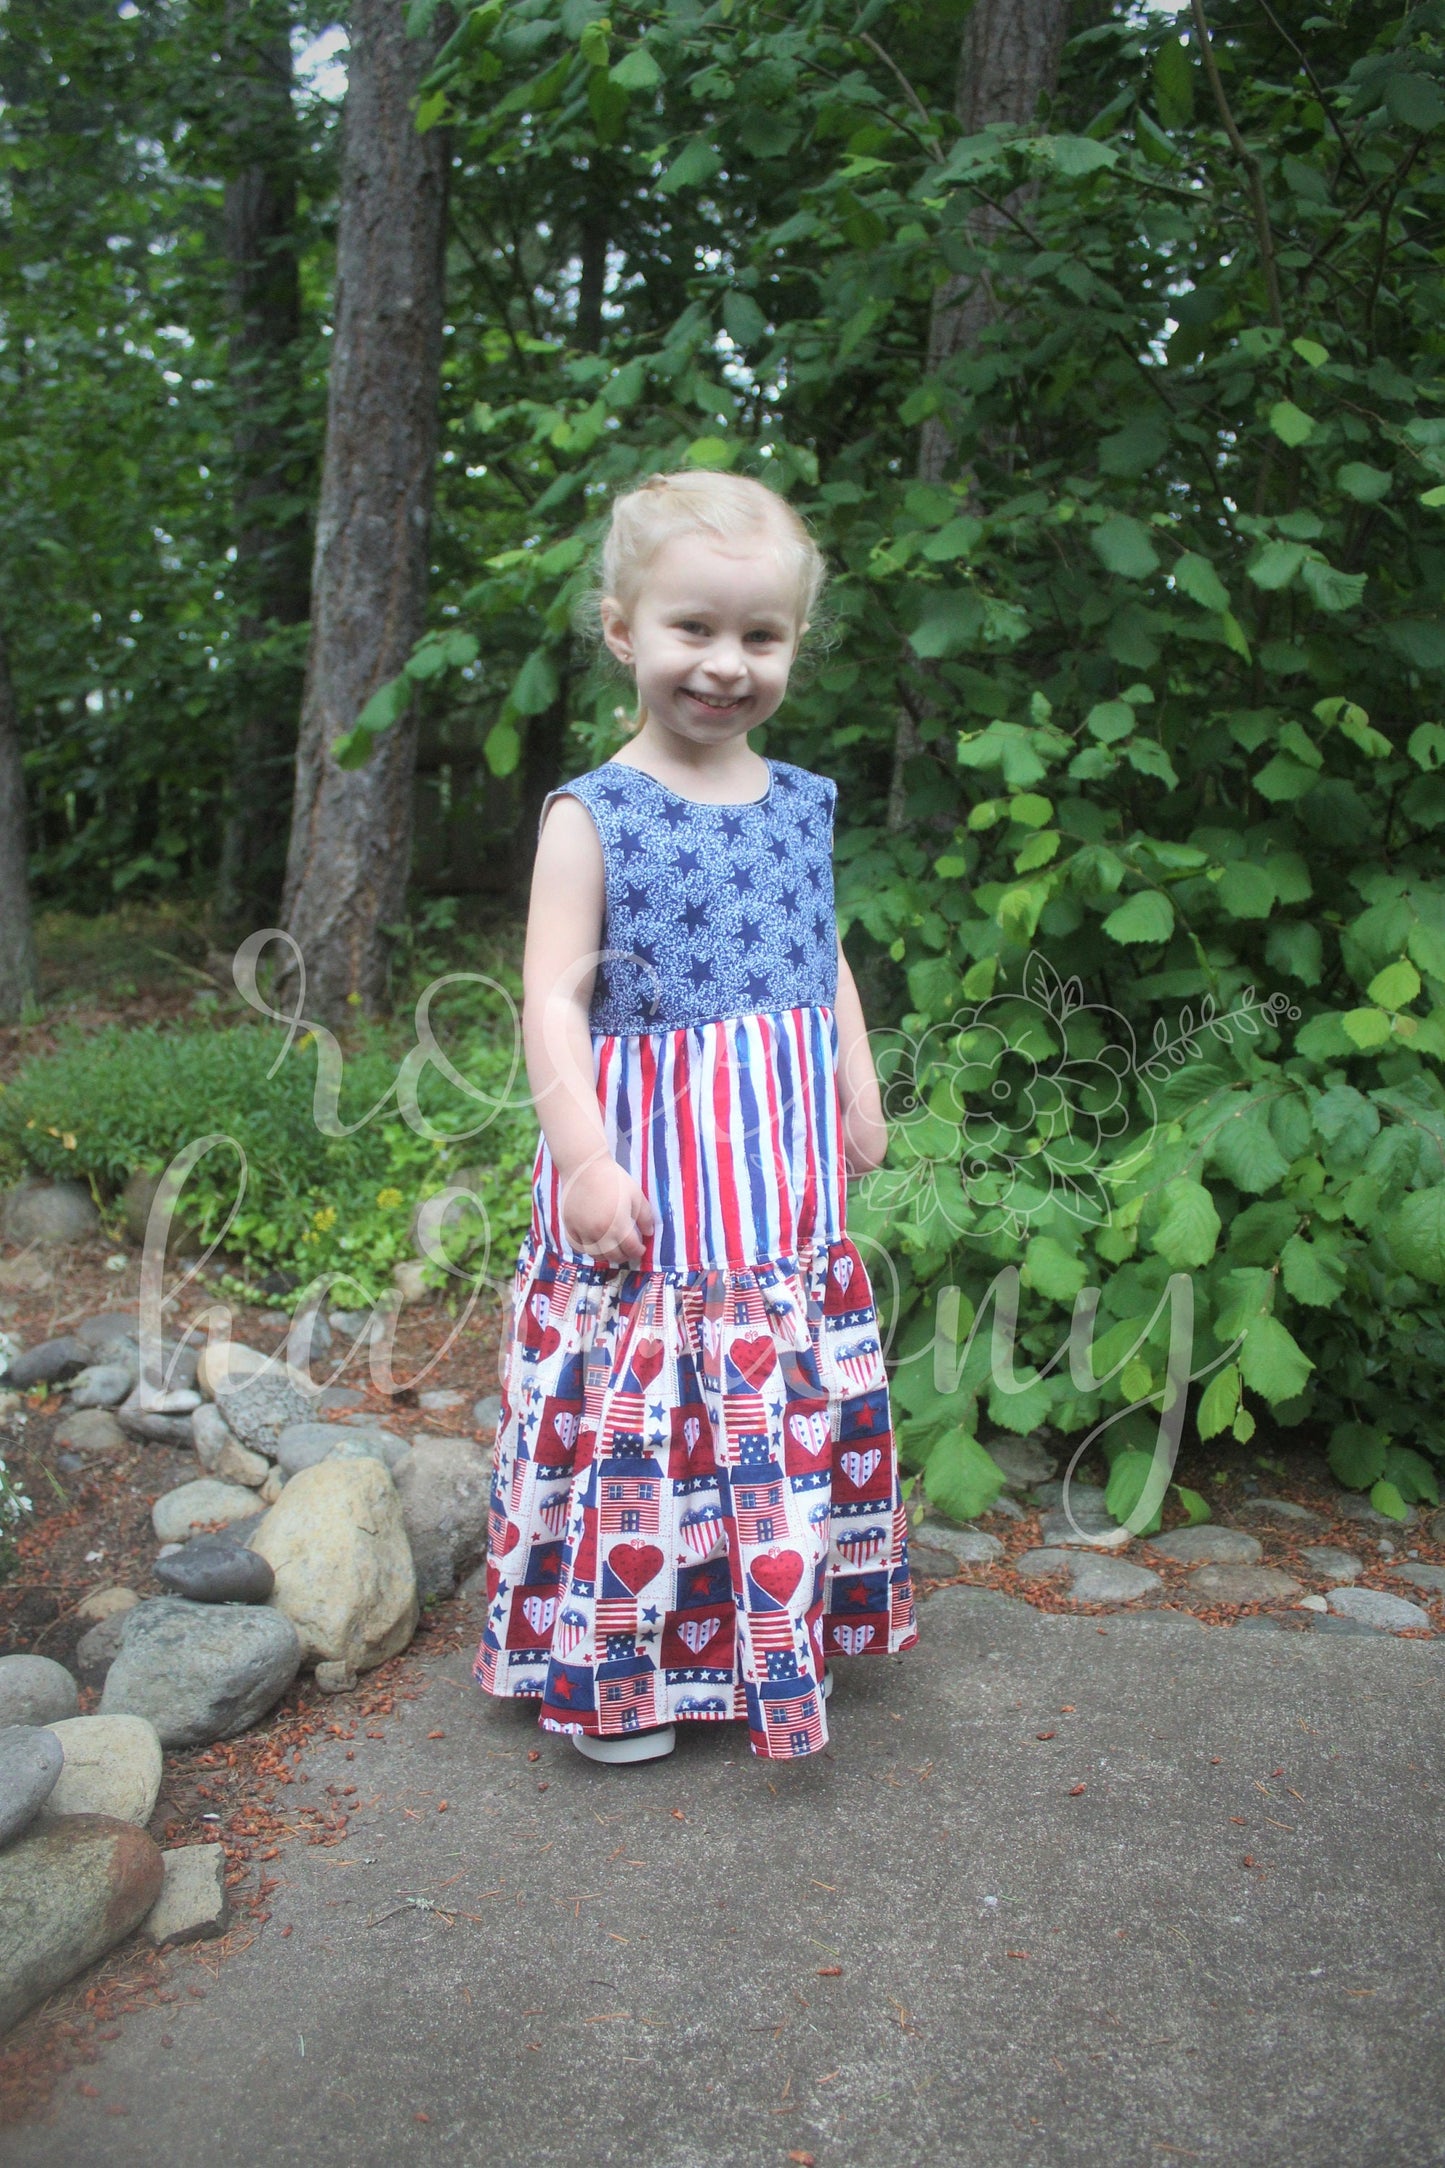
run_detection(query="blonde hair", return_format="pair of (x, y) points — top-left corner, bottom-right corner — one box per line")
(592, 469), (828, 636)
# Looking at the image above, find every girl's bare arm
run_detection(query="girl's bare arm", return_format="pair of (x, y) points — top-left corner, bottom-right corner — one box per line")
(523, 797), (654, 1263)
(835, 933), (888, 1177)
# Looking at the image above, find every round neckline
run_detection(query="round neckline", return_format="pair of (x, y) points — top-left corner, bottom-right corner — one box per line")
(604, 756), (775, 809)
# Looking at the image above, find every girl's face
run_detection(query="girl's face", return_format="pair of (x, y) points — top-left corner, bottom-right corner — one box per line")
(600, 529), (804, 751)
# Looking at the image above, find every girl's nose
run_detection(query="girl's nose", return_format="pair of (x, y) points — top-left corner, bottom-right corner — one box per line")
(704, 638), (748, 681)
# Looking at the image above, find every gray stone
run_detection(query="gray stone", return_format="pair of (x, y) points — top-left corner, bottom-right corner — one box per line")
(251, 1458), (418, 1674)
(984, 1436), (1057, 1491)
(155, 1537), (275, 1605)
(191, 1401), (239, 1470)
(324, 1430), (411, 1475)
(7, 1336), (92, 1390)
(119, 1168), (202, 1256)
(1, 1179), (100, 1247)
(417, 1387), (467, 1415)
(0, 1655), (78, 1730)
(1301, 1545), (1365, 1585)
(139, 1340), (200, 1395)
(1015, 1547), (1073, 1581)
(145, 1843), (230, 1946)
(1334, 1493), (1417, 1530)
(1232, 1613), (1288, 1633)
(327, 1310), (369, 1338)
(1189, 1563), (1303, 1603)
(1326, 1586), (1431, 1633)
(914, 1523), (1005, 1567)
(214, 1368), (316, 1450)
(66, 1360), (138, 1409)
(908, 1543), (963, 1583)
(393, 1436), (492, 1602)
(51, 1407), (127, 1455)
(1145, 1527), (1262, 1567)
(102, 1597), (302, 1747)
(1387, 1562), (1445, 1596)
(316, 1386), (367, 1414)
(116, 1391), (197, 1448)
(284, 1307), (332, 1378)
(984, 1494), (1025, 1522)
(0, 1726), (64, 1847)
(40, 1715), (162, 1826)
(211, 1436), (271, 1488)
(275, 1421), (380, 1479)
(1067, 1559), (1162, 1604)
(1031, 1480), (1107, 1514)
(73, 1312), (142, 1353)
(152, 1479), (261, 1544)
(74, 1614), (130, 1692)
(1038, 1507), (1129, 1550)
(0, 1814), (164, 2036)
(472, 1394), (503, 1437)
(1429, 1507), (1445, 1545)
(1233, 1497), (1329, 1532)
(75, 1587), (140, 1626)
(1312, 1613), (1372, 1636)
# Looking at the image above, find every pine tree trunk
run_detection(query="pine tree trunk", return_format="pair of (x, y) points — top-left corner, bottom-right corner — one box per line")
(0, 623), (39, 1023)
(216, 0), (312, 931)
(280, 0), (449, 1022)
(889, 0), (1072, 831)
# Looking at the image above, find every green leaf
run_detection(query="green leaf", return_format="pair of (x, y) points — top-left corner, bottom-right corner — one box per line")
(1383, 72), (1445, 131)
(1035, 133), (1119, 177)
(1389, 1185), (1445, 1282)
(658, 139), (722, 194)
(1105, 1448), (1166, 1537)
(1091, 516), (1160, 580)
(1368, 1478), (1410, 1523)
(1248, 540), (1308, 591)
(1151, 1177), (1222, 1269)
(1210, 1107), (1290, 1194)
(1153, 35), (1194, 128)
(609, 44), (663, 90)
(483, 718), (520, 777)
(1102, 890), (1175, 945)
(1173, 1484), (1212, 1526)
(1342, 1007), (1392, 1051)
(510, 648), (559, 716)
(1383, 1445), (1440, 1507)
(722, 291), (767, 346)
(1367, 958), (1420, 1010)
(1280, 1231), (1346, 1305)
(1266, 920), (1323, 984)
(1172, 551), (1230, 612)
(1238, 1315), (1313, 1404)
(1196, 1362), (1239, 1440)
(1085, 700), (1136, 744)
(1327, 1422), (1387, 1489)
(1269, 400), (1315, 448)
(910, 589), (984, 659)
(922, 1428), (1005, 1523)
(1336, 462), (1392, 503)
(684, 436), (734, 468)
(1216, 862), (1275, 919)
(1301, 559), (1367, 614)
(1098, 413), (1168, 476)
(1024, 1235), (1087, 1301)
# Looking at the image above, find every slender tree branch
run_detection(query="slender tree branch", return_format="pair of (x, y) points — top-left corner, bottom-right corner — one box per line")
(1253, 0), (1367, 185)
(853, 25), (941, 144)
(1189, 0), (1284, 329)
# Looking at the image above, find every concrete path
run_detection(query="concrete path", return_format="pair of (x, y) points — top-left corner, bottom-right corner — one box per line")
(9, 1588), (1444, 2168)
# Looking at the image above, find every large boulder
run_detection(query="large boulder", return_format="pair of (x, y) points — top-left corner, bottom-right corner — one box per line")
(0, 1727), (64, 1847)
(394, 1435), (491, 1601)
(101, 1598), (301, 1748)
(250, 1458), (418, 1674)
(275, 1421), (410, 1481)
(0, 1815), (164, 2036)
(40, 1715), (163, 1827)
(0, 1656), (79, 1730)
(1, 1180), (100, 1247)
(152, 1479), (261, 1544)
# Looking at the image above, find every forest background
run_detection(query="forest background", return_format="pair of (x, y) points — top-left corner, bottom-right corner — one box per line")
(2, 0), (1444, 1540)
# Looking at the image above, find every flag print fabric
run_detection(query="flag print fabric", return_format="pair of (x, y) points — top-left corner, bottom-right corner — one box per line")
(474, 758), (917, 1760)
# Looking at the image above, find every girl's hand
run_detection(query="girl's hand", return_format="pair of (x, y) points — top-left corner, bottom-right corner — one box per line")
(557, 1158), (656, 1267)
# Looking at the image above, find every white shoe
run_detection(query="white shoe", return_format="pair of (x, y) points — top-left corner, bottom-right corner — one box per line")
(572, 1725), (676, 1764)
(821, 1669), (834, 1701)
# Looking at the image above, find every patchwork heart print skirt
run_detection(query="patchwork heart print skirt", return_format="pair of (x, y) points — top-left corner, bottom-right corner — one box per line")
(473, 1227), (918, 1760)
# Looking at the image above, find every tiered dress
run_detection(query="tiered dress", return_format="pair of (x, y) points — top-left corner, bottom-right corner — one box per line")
(473, 755), (916, 1760)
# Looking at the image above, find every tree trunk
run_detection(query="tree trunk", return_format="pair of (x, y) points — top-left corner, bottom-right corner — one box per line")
(0, 623), (39, 1022)
(216, 0), (312, 931)
(280, 0), (449, 1022)
(889, 0), (1072, 830)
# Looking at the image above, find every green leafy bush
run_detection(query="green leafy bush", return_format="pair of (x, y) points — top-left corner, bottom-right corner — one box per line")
(0, 1019), (539, 1299)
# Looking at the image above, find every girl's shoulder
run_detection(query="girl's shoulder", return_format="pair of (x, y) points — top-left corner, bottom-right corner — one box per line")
(767, 758), (838, 812)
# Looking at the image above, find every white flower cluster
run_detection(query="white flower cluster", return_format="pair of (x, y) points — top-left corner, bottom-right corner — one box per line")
(0, 1452), (32, 1534)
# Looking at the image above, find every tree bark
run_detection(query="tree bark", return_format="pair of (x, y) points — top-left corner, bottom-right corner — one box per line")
(0, 623), (39, 1022)
(280, 0), (449, 1021)
(216, 0), (312, 931)
(889, 0), (1073, 831)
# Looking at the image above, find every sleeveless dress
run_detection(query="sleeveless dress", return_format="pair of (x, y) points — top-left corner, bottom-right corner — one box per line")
(473, 755), (917, 1760)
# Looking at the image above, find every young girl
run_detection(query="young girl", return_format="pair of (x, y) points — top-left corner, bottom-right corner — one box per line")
(473, 469), (917, 1763)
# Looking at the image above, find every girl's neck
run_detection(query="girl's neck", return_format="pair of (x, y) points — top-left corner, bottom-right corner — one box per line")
(611, 718), (771, 801)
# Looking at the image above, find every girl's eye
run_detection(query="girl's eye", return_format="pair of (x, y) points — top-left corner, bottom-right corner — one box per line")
(677, 619), (709, 635)
(746, 630), (781, 645)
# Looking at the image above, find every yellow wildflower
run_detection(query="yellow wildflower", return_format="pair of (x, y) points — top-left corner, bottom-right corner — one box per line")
(375, 1187), (404, 1211)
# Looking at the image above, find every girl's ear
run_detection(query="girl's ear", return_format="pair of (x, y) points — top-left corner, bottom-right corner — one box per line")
(599, 595), (634, 668)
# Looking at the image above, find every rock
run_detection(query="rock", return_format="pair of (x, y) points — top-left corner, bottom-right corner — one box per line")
(472, 1394), (503, 1437)
(1326, 1586), (1431, 1633)
(1032, 1480), (1108, 1514)
(1387, 1562), (1445, 1597)
(258, 1468), (284, 1505)
(74, 1615), (129, 1692)
(287, 1307), (332, 1373)
(40, 1715), (162, 1826)
(984, 1436), (1057, 1491)
(1, 1179), (100, 1247)
(1334, 1493), (1417, 1530)
(196, 1341), (268, 1398)
(191, 1402), (238, 1471)
(1145, 1528), (1263, 1567)
(1067, 1559), (1162, 1604)
(914, 1523), (1005, 1567)
(985, 1494), (1025, 1522)
(154, 1536), (275, 1605)
(51, 1407), (127, 1455)
(1233, 1497), (1329, 1532)
(212, 1437), (271, 1488)
(214, 1368), (316, 1451)
(0, 1656), (78, 1730)
(66, 1360), (138, 1410)
(393, 1260), (430, 1306)
(1300, 1545), (1364, 1585)
(314, 1660), (357, 1694)
(1296, 1594), (1329, 1613)
(316, 1386), (367, 1414)
(0, 1390), (22, 1422)
(392, 1438), (489, 1600)
(7, 1336), (93, 1390)
(101, 1598), (301, 1747)
(251, 1457), (418, 1674)
(1015, 1547), (1073, 1581)
(116, 1391), (197, 1448)
(1429, 1508), (1445, 1546)
(1312, 1613), (1371, 1636)
(1188, 1563), (1303, 1603)
(0, 1727), (64, 1847)
(0, 1814), (165, 2035)
(1233, 1614), (1288, 1633)
(417, 1387), (467, 1415)
(145, 1844), (230, 1946)
(152, 1479), (261, 1544)
(75, 1587), (139, 1626)
(119, 1168), (201, 1256)
(1038, 1507), (1129, 1550)
(328, 1310), (367, 1337)
(908, 1542), (962, 1582)
(1376, 1538), (1396, 1558)
(275, 1421), (406, 1480)
(73, 1312), (141, 1353)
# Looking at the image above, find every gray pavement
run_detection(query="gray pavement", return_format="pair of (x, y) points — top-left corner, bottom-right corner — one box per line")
(9, 1587), (1445, 2168)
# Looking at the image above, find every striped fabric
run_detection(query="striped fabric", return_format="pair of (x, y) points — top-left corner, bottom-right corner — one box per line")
(530, 1003), (846, 1271)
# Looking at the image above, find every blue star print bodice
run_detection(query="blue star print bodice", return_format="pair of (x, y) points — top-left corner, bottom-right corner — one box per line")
(538, 758), (839, 1035)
